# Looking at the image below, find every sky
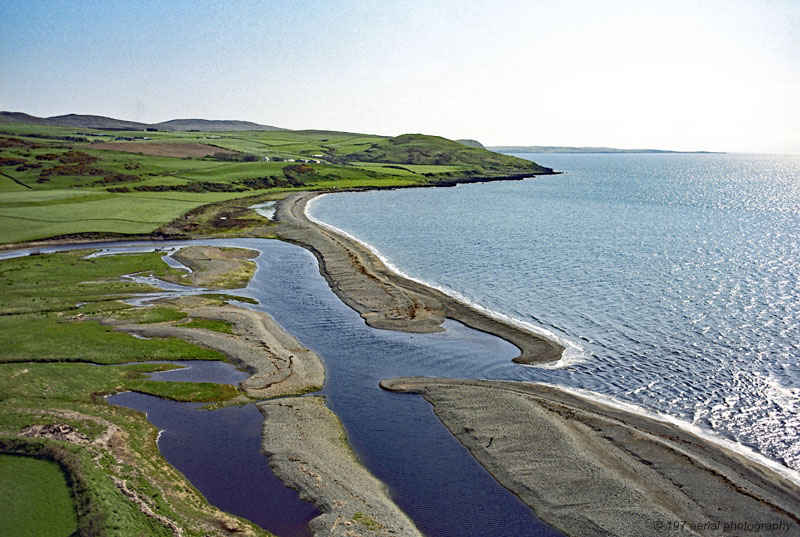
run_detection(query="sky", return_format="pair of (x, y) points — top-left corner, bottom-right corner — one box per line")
(1, 0), (798, 153)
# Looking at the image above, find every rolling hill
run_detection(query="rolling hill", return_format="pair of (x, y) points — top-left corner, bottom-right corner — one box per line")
(154, 119), (285, 132)
(0, 111), (284, 132)
(0, 114), (554, 244)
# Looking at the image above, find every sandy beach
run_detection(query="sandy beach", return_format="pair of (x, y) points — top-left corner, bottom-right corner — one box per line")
(381, 377), (800, 537)
(275, 191), (564, 364)
(272, 191), (800, 537)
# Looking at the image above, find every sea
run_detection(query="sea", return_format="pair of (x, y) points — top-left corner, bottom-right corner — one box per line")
(8, 154), (798, 535)
(307, 152), (800, 476)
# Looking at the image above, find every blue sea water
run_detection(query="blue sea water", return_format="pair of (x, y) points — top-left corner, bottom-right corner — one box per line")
(11, 160), (799, 537)
(308, 153), (800, 473)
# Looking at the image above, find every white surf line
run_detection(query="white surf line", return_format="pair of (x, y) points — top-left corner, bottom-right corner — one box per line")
(305, 193), (587, 368)
(250, 201), (277, 220)
(307, 194), (800, 486)
(534, 381), (800, 487)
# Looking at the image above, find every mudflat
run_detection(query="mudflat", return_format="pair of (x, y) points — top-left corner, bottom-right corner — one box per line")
(381, 377), (800, 537)
(275, 192), (563, 364)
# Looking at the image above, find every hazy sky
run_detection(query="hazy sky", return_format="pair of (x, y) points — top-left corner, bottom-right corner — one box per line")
(1, 0), (798, 152)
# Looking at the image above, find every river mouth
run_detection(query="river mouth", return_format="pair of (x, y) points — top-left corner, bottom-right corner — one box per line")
(21, 238), (563, 537)
(243, 239), (563, 537)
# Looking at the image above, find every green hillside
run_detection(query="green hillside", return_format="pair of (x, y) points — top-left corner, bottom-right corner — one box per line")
(0, 118), (553, 244)
(338, 134), (547, 173)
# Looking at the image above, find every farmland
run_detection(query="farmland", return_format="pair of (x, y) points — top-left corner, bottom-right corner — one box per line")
(0, 118), (550, 245)
(0, 455), (78, 537)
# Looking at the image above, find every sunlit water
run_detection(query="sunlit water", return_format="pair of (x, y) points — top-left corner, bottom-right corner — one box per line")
(308, 153), (800, 472)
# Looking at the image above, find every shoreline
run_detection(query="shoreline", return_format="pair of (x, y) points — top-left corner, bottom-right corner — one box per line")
(274, 190), (564, 364)
(382, 377), (800, 537)
(6, 186), (800, 534)
(0, 169), (559, 253)
(272, 188), (800, 534)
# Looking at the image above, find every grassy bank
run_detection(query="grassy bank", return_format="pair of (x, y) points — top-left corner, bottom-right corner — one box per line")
(0, 454), (78, 537)
(0, 248), (271, 536)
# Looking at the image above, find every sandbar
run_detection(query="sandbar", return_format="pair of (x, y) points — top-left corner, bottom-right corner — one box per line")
(259, 396), (423, 537)
(274, 191), (563, 364)
(114, 303), (324, 399)
(382, 377), (800, 537)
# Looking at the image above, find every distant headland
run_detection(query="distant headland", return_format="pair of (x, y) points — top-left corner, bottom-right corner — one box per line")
(489, 145), (724, 154)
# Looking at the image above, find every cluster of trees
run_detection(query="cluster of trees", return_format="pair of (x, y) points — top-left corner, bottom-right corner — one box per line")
(0, 136), (44, 149)
(90, 173), (142, 187)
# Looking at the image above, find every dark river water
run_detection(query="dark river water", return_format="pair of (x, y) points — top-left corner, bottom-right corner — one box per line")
(80, 238), (564, 537)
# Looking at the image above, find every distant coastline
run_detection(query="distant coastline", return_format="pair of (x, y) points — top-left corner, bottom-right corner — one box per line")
(489, 145), (724, 154)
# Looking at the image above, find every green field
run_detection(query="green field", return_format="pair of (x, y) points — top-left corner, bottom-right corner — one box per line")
(0, 361), (239, 403)
(0, 120), (549, 244)
(0, 248), (270, 536)
(0, 189), (266, 242)
(0, 455), (78, 537)
(351, 161), (467, 175)
(182, 318), (235, 334)
(0, 117), (553, 535)
(0, 249), (226, 364)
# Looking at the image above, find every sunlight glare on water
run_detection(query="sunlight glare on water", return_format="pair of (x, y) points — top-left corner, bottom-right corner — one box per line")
(309, 153), (800, 471)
